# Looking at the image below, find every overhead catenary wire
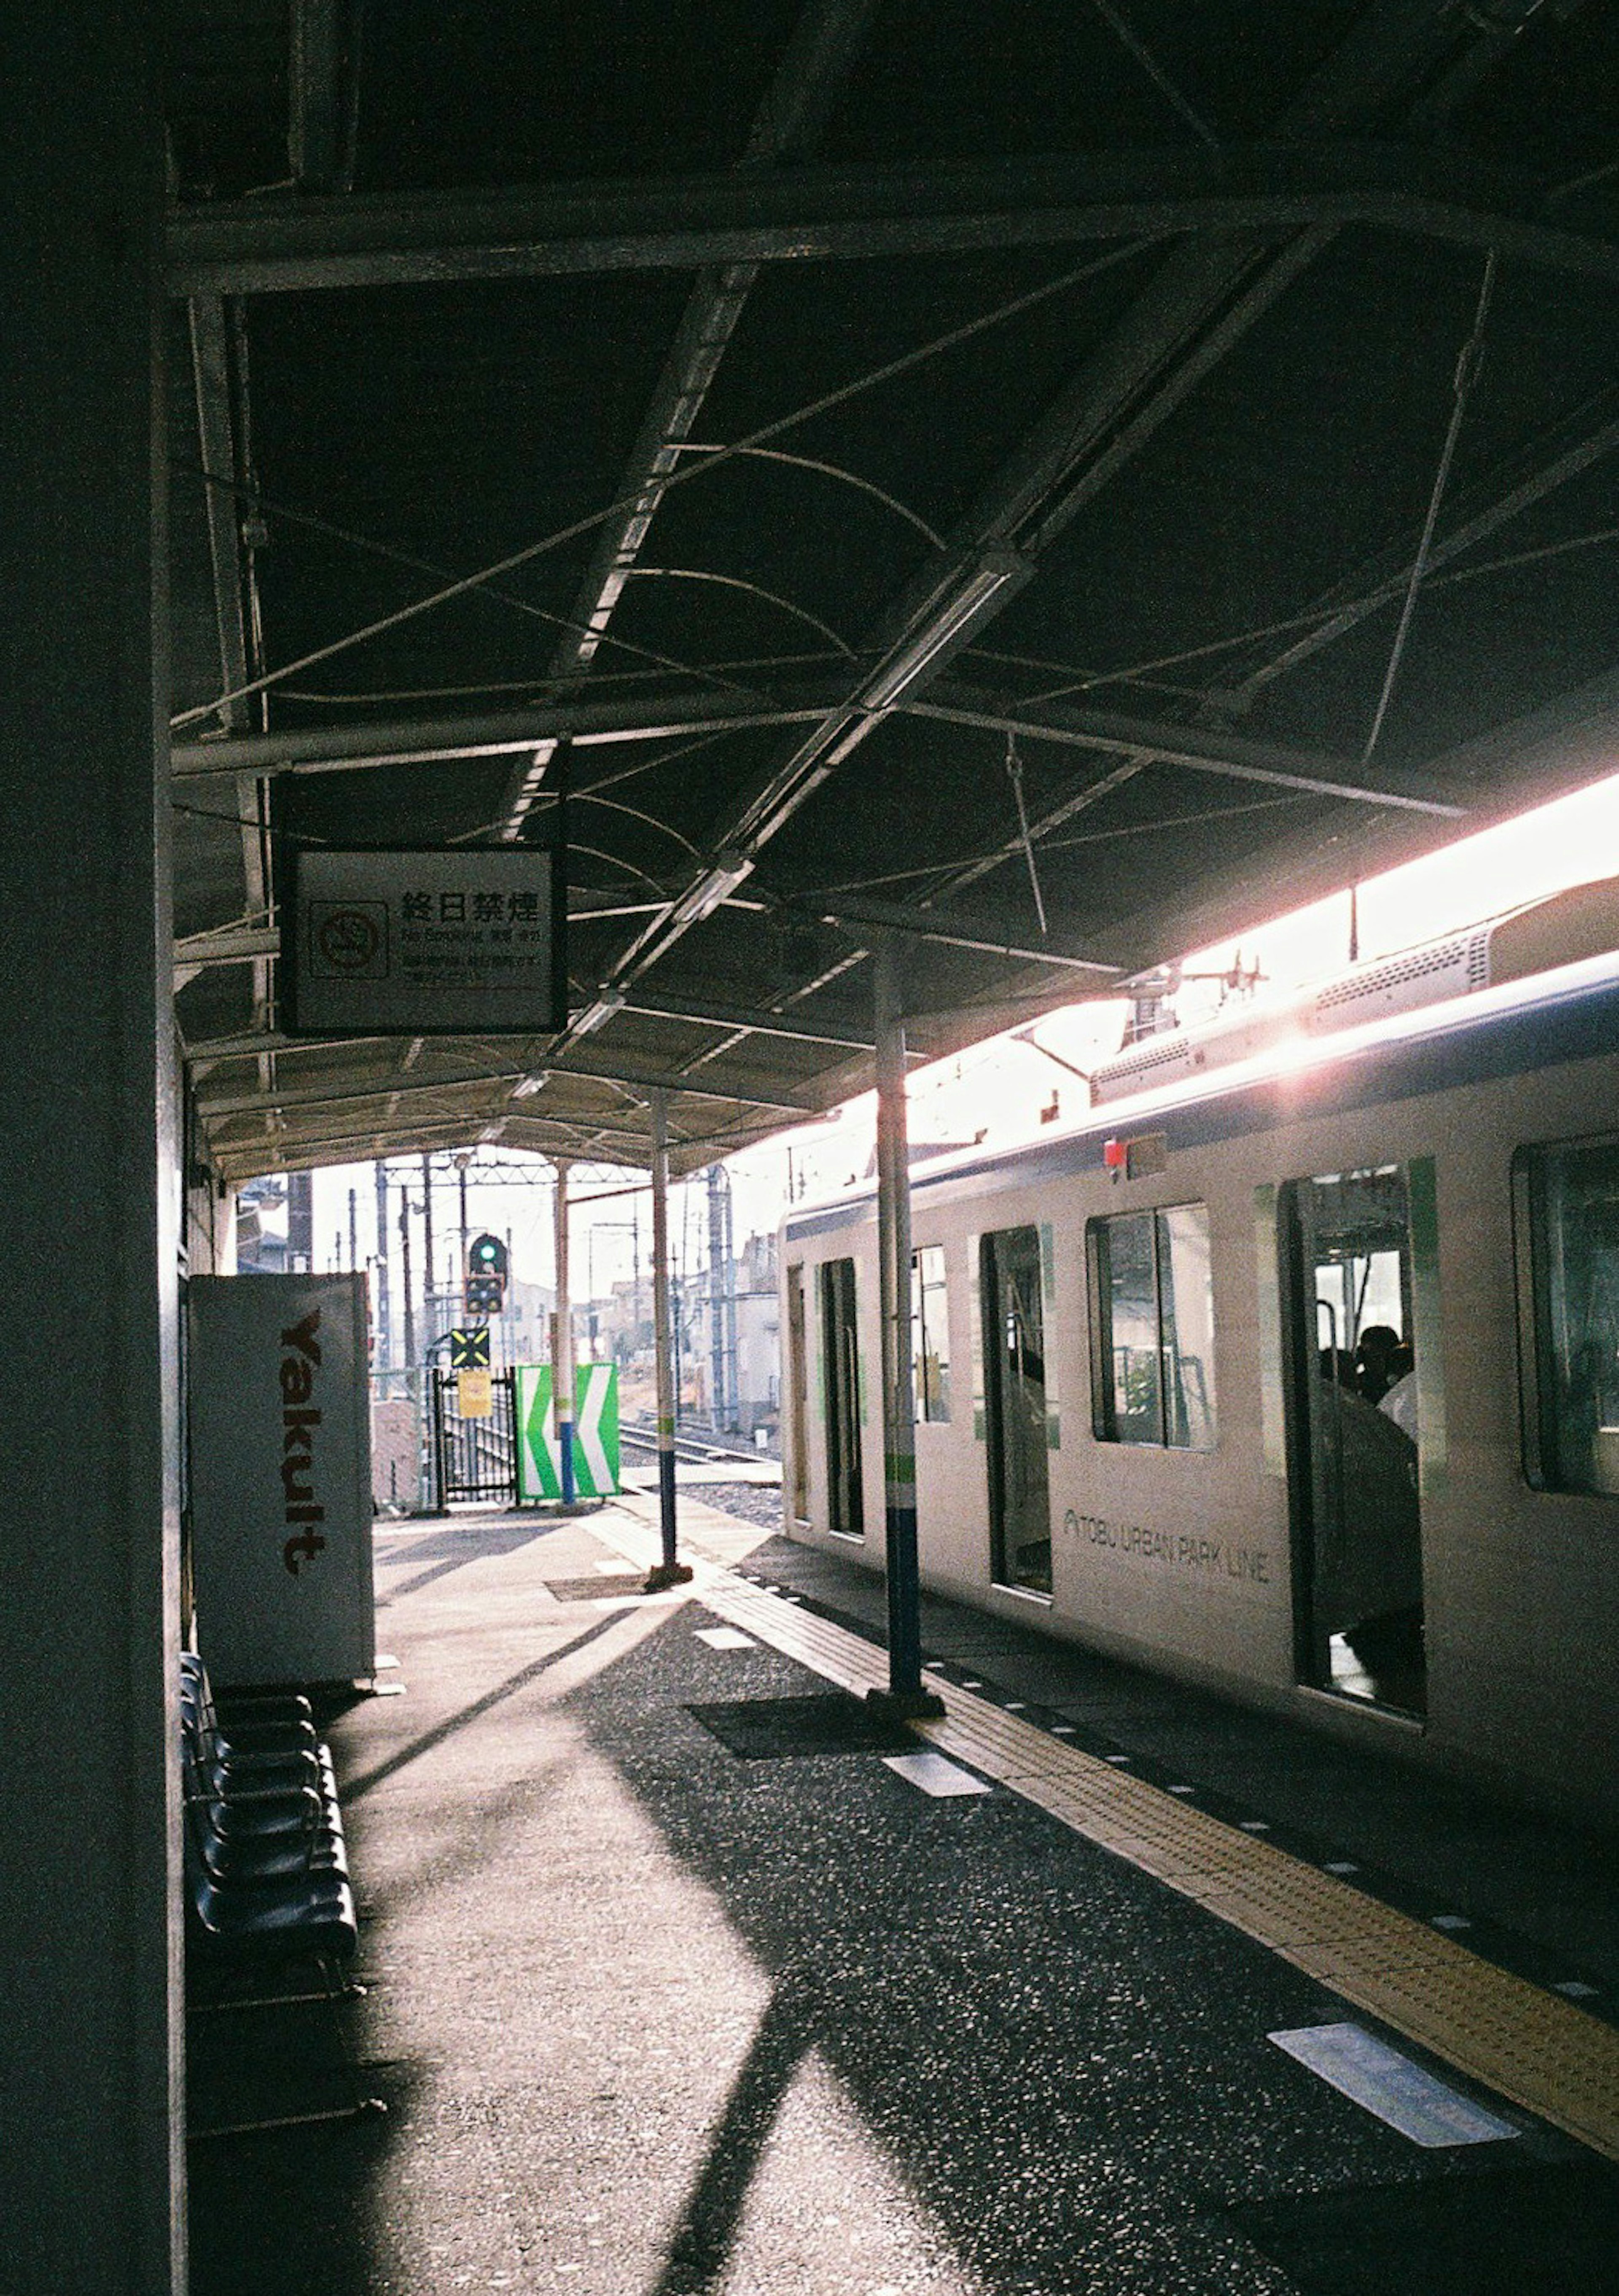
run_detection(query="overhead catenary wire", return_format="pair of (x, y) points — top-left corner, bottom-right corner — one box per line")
(674, 443), (948, 551)
(804, 790), (1306, 898)
(172, 459), (770, 712)
(1006, 732), (1048, 935)
(972, 505), (1619, 710)
(1090, 0), (1220, 148)
(621, 566), (856, 657)
(1360, 248), (1498, 767)
(272, 647), (847, 708)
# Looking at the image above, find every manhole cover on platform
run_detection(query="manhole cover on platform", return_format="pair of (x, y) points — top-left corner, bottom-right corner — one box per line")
(546, 1574), (649, 1601)
(686, 1692), (918, 1760)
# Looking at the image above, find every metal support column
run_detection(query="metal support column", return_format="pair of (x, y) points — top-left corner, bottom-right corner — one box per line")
(870, 939), (943, 1715)
(553, 1156), (576, 1504)
(645, 1090), (692, 1588)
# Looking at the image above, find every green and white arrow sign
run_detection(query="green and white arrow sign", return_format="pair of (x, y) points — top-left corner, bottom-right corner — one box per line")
(514, 1362), (621, 1500)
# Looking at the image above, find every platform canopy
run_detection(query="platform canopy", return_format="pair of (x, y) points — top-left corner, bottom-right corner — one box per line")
(166, 1), (1619, 1184)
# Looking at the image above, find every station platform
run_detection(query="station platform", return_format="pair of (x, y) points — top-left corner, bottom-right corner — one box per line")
(188, 1483), (1619, 2295)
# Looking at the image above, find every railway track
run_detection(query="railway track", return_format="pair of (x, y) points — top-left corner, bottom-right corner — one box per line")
(619, 1419), (781, 1471)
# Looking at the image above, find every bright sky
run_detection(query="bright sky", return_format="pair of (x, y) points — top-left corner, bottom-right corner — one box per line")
(304, 757), (1619, 1298)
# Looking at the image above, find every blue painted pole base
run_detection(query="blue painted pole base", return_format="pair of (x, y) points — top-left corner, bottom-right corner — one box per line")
(643, 1447), (691, 1589)
(559, 1415), (576, 1505)
(884, 1497), (932, 1700)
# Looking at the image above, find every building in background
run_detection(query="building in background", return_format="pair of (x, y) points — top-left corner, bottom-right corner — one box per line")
(234, 1170), (312, 1274)
(684, 1227), (780, 1447)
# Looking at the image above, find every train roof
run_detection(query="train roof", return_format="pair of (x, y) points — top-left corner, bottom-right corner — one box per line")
(784, 945), (1619, 1237)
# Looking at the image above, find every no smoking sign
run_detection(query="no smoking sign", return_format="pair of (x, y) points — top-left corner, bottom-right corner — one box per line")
(309, 901), (389, 979)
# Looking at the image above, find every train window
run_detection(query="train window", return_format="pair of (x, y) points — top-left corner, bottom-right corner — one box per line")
(1515, 1138), (1619, 1494)
(912, 1244), (951, 1422)
(819, 1257), (864, 1538)
(980, 1225), (1052, 1593)
(1088, 1204), (1216, 1450)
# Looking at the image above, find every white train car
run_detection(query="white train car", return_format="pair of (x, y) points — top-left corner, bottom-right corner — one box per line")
(780, 948), (1619, 1828)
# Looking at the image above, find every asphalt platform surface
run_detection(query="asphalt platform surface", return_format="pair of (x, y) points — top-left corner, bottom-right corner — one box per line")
(187, 1485), (1619, 2295)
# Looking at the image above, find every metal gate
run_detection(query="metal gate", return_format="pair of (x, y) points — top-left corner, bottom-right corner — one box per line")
(430, 1367), (517, 1504)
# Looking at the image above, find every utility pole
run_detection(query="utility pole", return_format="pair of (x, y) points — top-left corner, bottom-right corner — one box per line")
(457, 1153), (471, 1315)
(374, 1161), (391, 1369)
(398, 1194), (415, 1367)
(421, 1150), (436, 1354)
(347, 1186), (358, 1271)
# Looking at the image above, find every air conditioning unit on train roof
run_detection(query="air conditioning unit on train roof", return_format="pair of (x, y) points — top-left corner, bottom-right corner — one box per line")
(1307, 927), (1490, 1031)
(1088, 1000), (1306, 1106)
(1087, 874), (1619, 1110)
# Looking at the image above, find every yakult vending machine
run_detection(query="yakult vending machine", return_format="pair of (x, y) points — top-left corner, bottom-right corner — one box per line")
(187, 1271), (376, 1690)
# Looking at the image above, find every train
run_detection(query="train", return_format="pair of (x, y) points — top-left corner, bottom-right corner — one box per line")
(779, 889), (1619, 1829)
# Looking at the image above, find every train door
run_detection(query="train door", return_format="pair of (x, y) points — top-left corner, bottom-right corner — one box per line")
(1282, 1166), (1425, 1713)
(786, 1263), (808, 1522)
(980, 1224), (1052, 1593)
(819, 1257), (863, 1538)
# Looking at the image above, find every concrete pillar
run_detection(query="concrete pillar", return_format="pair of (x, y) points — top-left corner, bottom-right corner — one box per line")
(0, 10), (184, 2289)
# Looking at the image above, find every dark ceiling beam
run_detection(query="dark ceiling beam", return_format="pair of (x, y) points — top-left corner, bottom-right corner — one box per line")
(175, 922), (280, 975)
(170, 686), (837, 778)
(199, 1045), (823, 1121)
(594, 231), (1331, 1003)
(288, 0), (358, 195)
(1285, 0), (1482, 130)
(621, 988), (875, 1051)
(499, 0), (878, 838)
(186, 292), (276, 1057)
(1070, 665), (1619, 985)
(165, 672), (1422, 807)
(591, 9), (1491, 1011)
(167, 145), (1619, 296)
(197, 1067), (524, 1121)
(755, 5), (1503, 940)
(186, 298), (254, 739)
(214, 1106), (739, 1181)
(1420, 662), (1619, 807)
(1221, 386), (1619, 710)
(798, 893), (1119, 974)
(214, 1112), (525, 1175)
(908, 690), (1467, 813)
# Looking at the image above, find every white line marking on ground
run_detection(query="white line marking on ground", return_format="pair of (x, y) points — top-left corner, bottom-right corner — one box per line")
(883, 1751), (991, 1798)
(1269, 2023), (1518, 2148)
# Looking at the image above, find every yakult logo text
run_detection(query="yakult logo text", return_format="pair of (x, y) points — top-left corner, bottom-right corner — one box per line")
(280, 1309), (327, 1575)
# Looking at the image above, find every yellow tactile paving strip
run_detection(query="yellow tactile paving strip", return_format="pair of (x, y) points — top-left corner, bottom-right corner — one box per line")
(616, 1509), (1619, 2163)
